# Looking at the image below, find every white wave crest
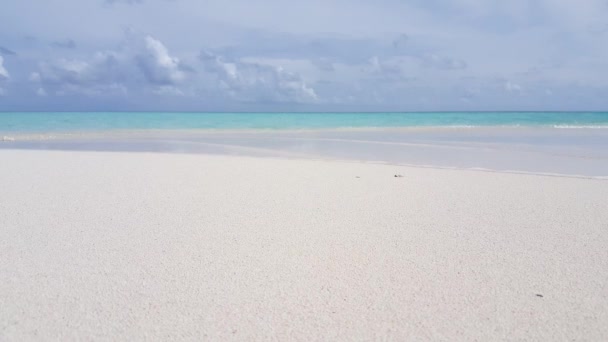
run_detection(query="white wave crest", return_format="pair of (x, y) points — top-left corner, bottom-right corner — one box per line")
(553, 125), (608, 129)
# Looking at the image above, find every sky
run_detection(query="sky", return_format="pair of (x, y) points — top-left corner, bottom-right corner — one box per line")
(0, 0), (607, 111)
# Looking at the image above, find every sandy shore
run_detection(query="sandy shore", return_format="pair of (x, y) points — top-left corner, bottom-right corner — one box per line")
(1, 149), (607, 340)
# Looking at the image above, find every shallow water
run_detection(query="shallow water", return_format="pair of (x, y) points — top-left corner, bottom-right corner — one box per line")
(2, 127), (607, 179)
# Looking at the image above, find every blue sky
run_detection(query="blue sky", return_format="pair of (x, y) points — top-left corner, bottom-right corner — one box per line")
(0, 0), (607, 111)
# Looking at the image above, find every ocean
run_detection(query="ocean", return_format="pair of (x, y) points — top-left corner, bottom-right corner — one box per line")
(1, 112), (607, 178)
(1, 112), (608, 132)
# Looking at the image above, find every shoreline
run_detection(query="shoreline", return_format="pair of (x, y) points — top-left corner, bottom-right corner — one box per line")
(2, 124), (608, 140)
(2, 126), (607, 179)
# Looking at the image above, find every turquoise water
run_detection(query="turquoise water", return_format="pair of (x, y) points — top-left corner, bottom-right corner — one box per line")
(1, 112), (608, 132)
(2, 112), (607, 177)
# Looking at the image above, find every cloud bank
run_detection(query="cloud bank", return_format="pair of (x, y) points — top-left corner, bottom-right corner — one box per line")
(0, 0), (607, 110)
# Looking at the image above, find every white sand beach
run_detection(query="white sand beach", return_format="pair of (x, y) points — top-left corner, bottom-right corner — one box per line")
(1, 149), (607, 340)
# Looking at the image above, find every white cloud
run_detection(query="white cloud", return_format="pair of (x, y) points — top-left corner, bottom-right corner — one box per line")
(27, 34), (316, 104)
(31, 35), (190, 96)
(136, 36), (185, 85)
(0, 56), (9, 80)
(367, 56), (408, 81)
(504, 81), (523, 93)
(199, 51), (317, 103)
(33, 54), (128, 96)
(0, 56), (8, 95)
